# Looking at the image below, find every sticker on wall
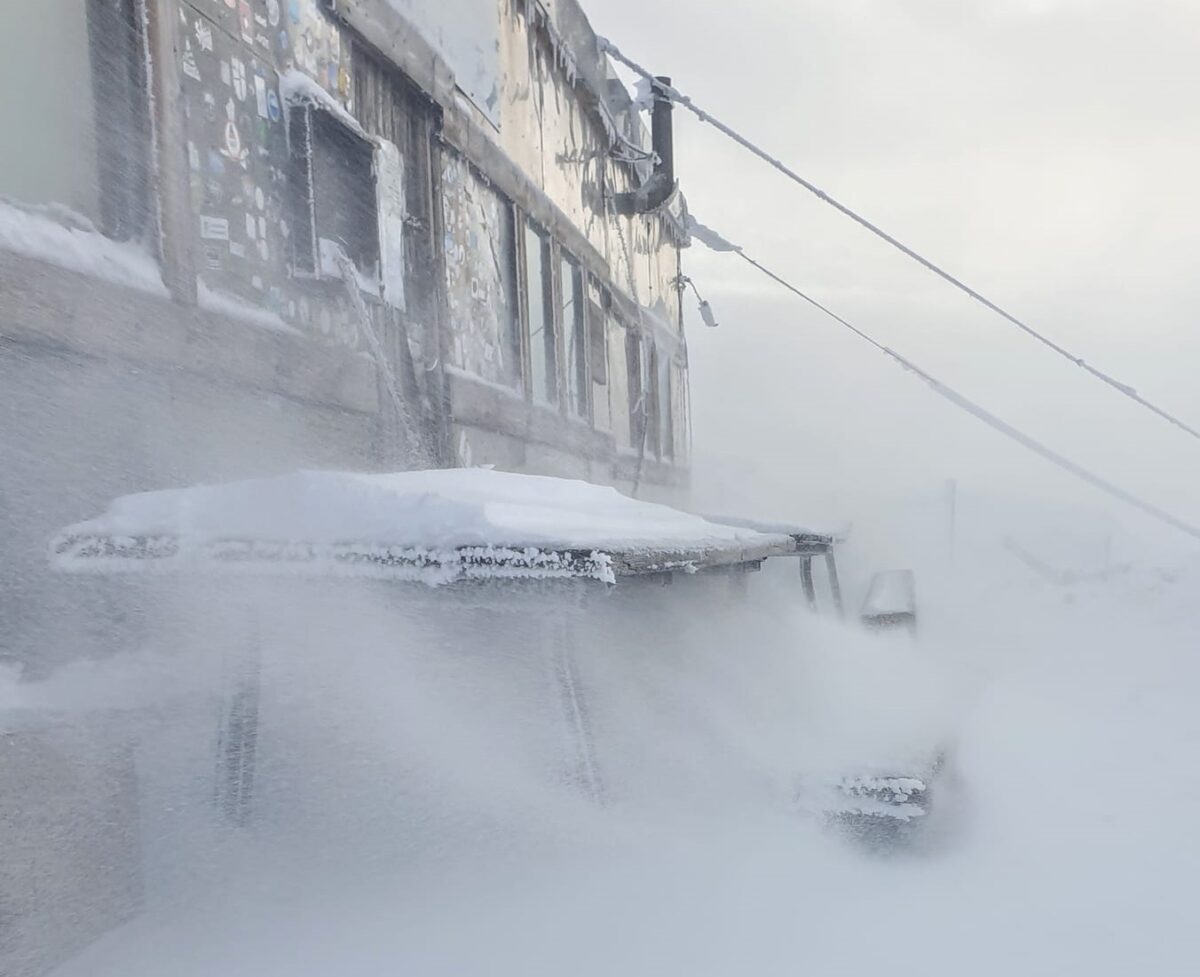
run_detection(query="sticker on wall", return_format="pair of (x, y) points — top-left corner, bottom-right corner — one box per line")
(200, 215), (230, 241)
(194, 18), (214, 52)
(255, 187), (266, 211)
(255, 75), (269, 119)
(245, 213), (257, 241)
(231, 59), (247, 101)
(267, 88), (281, 123)
(229, 240), (247, 258)
(203, 245), (223, 270)
(238, 1), (254, 43)
(220, 60), (231, 86)
(182, 40), (202, 81)
(223, 120), (243, 160)
(267, 0), (281, 27)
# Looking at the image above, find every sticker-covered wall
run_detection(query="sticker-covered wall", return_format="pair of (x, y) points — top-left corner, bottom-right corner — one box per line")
(178, 0), (371, 350)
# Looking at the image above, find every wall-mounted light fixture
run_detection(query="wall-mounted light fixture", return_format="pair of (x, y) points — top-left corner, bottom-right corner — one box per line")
(677, 275), (719, 328)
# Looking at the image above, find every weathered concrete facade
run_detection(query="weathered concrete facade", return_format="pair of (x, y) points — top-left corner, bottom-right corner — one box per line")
(0, 0), (690, 494)
(1, 4), (692, 973)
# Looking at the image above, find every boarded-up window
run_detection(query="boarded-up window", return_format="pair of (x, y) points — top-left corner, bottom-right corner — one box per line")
(353, 45), (440, 322)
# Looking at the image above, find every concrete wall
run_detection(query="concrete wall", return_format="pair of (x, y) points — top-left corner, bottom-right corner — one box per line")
(0, 250), (382, 677)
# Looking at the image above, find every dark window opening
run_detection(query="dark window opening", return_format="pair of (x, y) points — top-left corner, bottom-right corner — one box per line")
(288, 105), (379, 281)
(524, 221), (557, 405)
(497, 202), (523, 387)
(561, 253), (587, 418)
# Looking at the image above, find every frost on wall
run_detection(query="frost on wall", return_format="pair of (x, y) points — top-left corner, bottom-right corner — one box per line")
(441, 154), (521, 387)
(387, 0), (501, 126)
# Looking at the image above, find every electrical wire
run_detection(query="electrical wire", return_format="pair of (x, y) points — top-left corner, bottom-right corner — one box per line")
(715, 244), (1200, 542)
(597, 37), (1200, 444)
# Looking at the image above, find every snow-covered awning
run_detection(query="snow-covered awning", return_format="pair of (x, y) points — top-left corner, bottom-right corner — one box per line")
(50, 469), (796, 587)
(697, 513), (844, 557)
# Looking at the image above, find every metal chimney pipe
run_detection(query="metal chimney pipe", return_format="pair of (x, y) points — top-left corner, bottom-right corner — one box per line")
(613, 76), (677, 216)
(651, 75), (674, 189)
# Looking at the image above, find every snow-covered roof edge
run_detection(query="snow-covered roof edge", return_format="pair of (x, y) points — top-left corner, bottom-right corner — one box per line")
(48, 469), (798, 588)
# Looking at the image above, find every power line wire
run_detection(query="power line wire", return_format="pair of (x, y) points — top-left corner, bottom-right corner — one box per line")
(597, 37), (1200, 444)
(717, 241), (1200, 542)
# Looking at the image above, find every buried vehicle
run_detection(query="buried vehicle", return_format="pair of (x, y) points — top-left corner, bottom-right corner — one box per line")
(47, 469), (831, 825)
(799, 749), (953, 850)
(40, 468), (942, 940)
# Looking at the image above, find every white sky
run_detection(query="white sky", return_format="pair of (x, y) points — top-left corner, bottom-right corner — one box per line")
(589, 0), (1200, 540)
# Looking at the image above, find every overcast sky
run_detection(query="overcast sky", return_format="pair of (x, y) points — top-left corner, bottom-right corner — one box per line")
(589, 0), (1200, 543)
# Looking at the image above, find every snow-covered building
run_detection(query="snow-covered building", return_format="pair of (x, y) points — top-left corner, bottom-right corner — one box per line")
(0, 7), (693, 972)
(0, 0), (691, 517)
(1, 0), (692, 480)
(0, 0), (694, 657)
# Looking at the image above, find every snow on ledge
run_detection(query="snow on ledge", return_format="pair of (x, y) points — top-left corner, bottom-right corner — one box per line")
(0, 197), (167, 297)
(50, 469), (791, 584)
(197, 281), (302, 337)
(279, 69), (370, 141)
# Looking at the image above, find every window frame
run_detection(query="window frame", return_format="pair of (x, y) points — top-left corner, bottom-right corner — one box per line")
(559, 249), (589, 421)
(287, 103), (381, 284)
(520, 217), (559, 408)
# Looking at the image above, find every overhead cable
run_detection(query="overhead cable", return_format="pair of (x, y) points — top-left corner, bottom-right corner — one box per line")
(597, 37), (1200, 444)
(706, 234), (1200, 542)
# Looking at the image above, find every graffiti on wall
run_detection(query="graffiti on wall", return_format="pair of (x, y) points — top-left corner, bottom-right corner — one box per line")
(441, 153), (522, 387)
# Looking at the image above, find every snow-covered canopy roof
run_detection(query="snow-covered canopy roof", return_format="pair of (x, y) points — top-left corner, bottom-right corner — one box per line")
(51, 469), (796, 587)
